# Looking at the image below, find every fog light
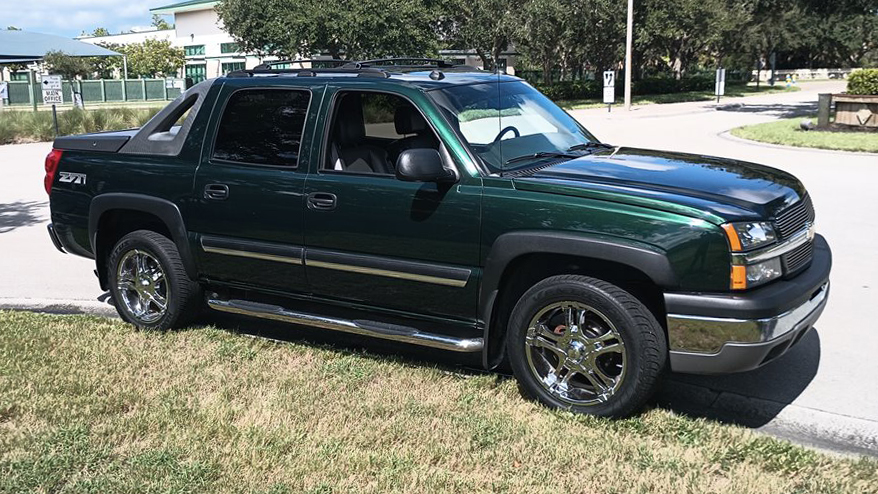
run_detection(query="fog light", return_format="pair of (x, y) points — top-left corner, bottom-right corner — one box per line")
(746, 258), (783, 288)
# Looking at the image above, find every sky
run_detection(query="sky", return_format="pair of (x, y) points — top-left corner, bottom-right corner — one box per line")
(2, 0), (173, 38)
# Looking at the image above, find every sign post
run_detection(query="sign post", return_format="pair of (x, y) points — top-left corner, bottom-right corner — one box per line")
(603, 70), (615, 112)
(0, 82), (7, 112)
(41, 75), (63, 136)
(714, 68), (726, 104)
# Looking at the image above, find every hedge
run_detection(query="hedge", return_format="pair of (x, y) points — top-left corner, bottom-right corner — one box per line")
(847, 69), (878, 96)
(535, 76), (716, 101)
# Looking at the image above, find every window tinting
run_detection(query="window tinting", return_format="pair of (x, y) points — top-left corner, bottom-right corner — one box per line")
(213, 89), (310, 167)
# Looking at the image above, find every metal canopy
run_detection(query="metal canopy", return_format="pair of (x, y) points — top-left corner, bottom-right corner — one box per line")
(0, 30), (121, 63)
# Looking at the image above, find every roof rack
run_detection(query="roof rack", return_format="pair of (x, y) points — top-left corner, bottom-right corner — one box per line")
(226, 66), (391, 78)
(253, 58), (348, 70)
(350, 58), (459, 68)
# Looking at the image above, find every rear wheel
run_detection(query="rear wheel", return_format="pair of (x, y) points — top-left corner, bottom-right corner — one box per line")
(108, 230), (201, 330)
(506, 275), (666, 418)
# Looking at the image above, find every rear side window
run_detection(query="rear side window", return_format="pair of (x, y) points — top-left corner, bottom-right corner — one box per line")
(213, 89), (310, 167)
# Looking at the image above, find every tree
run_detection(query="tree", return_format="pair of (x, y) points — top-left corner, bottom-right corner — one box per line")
(116, 39), (184, 78)
(43, 51), (92, 79)
(152, 14), (173, 31)
(515, 0), (566, 82)
(443, 0), (522, 71)
(92, 27), (110, 37)
(217, 0), (439, 60)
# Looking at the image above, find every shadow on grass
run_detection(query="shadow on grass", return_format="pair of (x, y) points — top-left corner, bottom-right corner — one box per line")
(198, 309), (820, 430)
(717, 101), (819, 119)
(0, 200), (46, 233)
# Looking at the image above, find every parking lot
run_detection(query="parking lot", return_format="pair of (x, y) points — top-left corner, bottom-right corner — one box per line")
(2, 80), (877, 455)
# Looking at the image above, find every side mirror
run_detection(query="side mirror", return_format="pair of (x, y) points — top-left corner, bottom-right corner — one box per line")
(395, 148), (457, 183)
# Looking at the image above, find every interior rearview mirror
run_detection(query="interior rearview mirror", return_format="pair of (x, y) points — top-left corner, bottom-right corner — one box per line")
(395, 148), (457, 183)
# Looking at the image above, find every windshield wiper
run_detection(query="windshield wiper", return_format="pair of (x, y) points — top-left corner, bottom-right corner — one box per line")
(503, 151), (579, 167)
(567, 142), (615, 152)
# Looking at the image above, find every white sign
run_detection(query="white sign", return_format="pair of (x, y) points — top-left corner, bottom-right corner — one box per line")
(715, 68), (726, 97)
(41, 75), (63, 105)
(0, 82), (7, 100)
(603, 70), (615, 104)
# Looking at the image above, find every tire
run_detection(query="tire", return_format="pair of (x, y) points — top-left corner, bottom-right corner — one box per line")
(506, 275), (666, 418)
(107, 230), (202, 331)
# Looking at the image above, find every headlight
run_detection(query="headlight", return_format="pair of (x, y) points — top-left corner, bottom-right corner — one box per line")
(722, 222), (777, 251)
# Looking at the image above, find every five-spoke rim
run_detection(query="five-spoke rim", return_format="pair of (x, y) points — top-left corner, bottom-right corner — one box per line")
(524, 301), (627, 406)
(116, 249), (169, 324)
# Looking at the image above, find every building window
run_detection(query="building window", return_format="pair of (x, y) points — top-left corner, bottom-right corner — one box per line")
(185, 64), (206, 84)
(213, 89), (311, 167)
(220, 43), (239, 54)
(10, 72), (29, 81)
(221, 62), (245, 74)
(184, 45), (205, 57)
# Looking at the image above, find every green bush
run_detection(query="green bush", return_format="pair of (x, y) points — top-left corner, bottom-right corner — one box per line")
(0, 106), (163, 144)
(535, 76), (716, 102)
(847, 69), (878, 95)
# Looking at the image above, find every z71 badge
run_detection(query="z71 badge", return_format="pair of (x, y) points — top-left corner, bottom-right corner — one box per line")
(58, 172), (86, 185)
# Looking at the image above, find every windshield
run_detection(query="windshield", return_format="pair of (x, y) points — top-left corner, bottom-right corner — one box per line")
(428, 80), (600, 172)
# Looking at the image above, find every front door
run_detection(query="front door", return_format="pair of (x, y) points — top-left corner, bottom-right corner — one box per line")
(303, 88), (482, 323)
(189, 81), (322, 294)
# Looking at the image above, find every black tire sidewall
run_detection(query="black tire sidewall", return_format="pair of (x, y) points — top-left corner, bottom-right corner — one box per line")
(107, 232), (189, 330)
(506, 276), (663, 417)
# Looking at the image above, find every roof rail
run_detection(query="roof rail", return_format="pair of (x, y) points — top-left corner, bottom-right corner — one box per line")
(350, 58), (458, 68)
(254, 59), (348, 69)
(226, 67), (390, 78)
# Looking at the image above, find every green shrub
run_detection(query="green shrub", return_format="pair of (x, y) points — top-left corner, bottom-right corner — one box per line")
(536, 76), (716, 102)
(0, 106), (164, 143)
(847, 68), (878, 95)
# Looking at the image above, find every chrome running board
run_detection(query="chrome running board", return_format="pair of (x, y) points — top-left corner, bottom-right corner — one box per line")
(207, 298), (484, 353)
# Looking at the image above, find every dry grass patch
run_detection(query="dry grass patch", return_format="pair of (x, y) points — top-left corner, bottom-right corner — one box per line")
(1, 310), (876, 493)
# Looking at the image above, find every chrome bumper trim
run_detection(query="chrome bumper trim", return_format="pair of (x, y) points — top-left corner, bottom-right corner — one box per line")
(667, 281), (829, 354)
(207, 298), (483, 353)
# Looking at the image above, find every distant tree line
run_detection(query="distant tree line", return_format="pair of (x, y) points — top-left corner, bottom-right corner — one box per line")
(216, 0), (878, 83)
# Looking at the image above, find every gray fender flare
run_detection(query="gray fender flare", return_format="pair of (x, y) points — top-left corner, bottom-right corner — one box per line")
(89, 193), (197, 285)
(478, 230), (678, 368)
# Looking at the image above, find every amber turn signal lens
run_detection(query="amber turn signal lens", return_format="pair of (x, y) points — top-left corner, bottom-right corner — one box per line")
(731, 265), (747, 290)
(722, 223), (743, 252)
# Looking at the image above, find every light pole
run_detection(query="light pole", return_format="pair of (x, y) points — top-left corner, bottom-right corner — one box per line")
(624, 0), (634, 110)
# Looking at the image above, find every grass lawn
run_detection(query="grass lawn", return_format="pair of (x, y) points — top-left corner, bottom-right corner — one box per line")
(558, 85), (801, 110)
(731, 115), (878, 153)
(1, 311), (877, 493)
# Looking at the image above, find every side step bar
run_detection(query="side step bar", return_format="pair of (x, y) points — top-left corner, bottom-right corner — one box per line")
(207, 298), (484, 353)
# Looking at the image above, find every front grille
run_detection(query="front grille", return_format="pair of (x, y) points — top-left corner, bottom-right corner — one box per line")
(775, 194), (814, 239)
(774, 195), (816, 276)
(783, 239), (813, 274)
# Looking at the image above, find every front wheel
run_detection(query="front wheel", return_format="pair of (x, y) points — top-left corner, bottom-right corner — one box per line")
(506, 275), (666, 418)
(107, 230), (202, 330)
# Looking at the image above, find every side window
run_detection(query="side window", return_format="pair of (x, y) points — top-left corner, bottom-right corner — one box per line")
(213, 89), (310, 167)
(325, 91), (439, 174)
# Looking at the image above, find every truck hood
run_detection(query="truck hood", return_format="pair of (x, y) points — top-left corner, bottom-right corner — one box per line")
(514, 147), (807, 223)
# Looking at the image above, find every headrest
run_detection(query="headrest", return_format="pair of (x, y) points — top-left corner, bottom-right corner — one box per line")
(335, 93), (365, 147)
(394, 105), (428, 135)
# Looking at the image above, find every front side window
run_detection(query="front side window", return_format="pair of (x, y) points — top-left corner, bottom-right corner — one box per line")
(213, 89), (310, 167)
(429, 81), (598, 173)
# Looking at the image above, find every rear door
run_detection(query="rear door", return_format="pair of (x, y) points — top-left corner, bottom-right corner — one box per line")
(302, 86), (482, 323)
(188, 80), (324, 293)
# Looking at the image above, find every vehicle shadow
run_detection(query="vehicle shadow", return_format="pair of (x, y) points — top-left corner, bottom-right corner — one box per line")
(0, 200), (47, 234)
(716, 102), (819, 119)
(657, 329), (821, 427)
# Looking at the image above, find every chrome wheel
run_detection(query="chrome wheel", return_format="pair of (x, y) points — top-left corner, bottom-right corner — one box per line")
(525, 301), (627, 406)
(115, 249), (169, 324)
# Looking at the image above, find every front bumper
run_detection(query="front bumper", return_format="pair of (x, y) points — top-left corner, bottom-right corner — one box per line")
(666, 234), (831, 374)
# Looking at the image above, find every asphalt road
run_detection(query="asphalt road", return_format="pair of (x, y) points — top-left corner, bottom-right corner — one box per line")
(2, 80), (877, 455)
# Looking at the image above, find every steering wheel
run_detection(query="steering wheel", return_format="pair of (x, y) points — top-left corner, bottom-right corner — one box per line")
(493, 126), (520, 143)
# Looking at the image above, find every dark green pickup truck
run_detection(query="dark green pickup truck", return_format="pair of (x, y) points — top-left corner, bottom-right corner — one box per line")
(45, 60), (831, 417)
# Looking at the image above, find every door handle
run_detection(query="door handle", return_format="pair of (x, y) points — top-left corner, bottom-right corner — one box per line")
(204, 183), (229, 200)
(307, 192), (337, 211)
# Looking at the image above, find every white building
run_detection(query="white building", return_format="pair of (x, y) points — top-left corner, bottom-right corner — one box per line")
(81, 0), (516, 82)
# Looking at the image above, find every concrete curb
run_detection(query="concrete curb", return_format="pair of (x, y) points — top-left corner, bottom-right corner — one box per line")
(0, 297), (118, 318)
(718, 130), (878, 157)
